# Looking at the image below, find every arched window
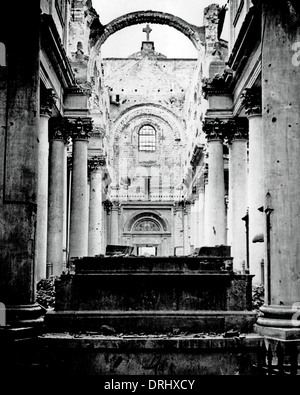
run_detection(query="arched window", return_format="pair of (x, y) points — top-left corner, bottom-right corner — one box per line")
(0, 42), (6, 66)
(138, 125), (156, 152)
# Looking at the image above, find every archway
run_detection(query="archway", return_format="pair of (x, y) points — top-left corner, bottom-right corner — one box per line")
(89, 10), (205, 52)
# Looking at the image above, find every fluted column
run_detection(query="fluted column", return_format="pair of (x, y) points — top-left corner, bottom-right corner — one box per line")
(69, 118), (92, 259)
(47, 118), (69, 278)
(35, 89), (55, 282)
(88, 155), (106, 256)
(110, 201), (120, 245)
(203, 119), (226, 246)
(242, 88), (264, 284)
(225, 118), (249, 272)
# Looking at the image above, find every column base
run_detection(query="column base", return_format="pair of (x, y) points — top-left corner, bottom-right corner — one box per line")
(255, 304), (300, 340)
(5, 303), (46, 327)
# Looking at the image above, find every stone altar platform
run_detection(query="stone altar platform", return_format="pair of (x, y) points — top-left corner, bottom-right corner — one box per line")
(45, 255), (257, 334)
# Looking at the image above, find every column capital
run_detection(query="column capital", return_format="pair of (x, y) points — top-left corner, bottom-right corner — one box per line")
(88, 155), (107, 174)
(111, 201), (121, 211)
(201, 70), (232, 100)
(49, 117), (70, 142)
(70, 117), (93, 140)
(241, 88), (262, 116)
(223, 117), (249, 144)
(202, 118), (225, 141)
(40, 88), (56, 117)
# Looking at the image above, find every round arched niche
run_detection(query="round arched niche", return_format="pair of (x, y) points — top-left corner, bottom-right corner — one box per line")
(125, 211), (169, 233)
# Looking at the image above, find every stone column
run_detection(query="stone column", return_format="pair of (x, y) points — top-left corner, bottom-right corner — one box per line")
(110, 202), (120, 245)
(225, 118), (249, 272)
(190, 199), (197, 249)
(203, 119), (226, 246)
(69, 118), (92, 259)
(0, 1), (44, 326)
(88, 155), (106, 256)
(103, 200), (113, 248)
(35, 90), (55, 282)
(242, 88), (264, 284)
(173, 203), (184, 255)
(256, 2), (300, 336)
(198, 185), (205, 248)
(183, 207), (189, 255)
(203, 165), (210, 245)
(47, 118), (69, 278)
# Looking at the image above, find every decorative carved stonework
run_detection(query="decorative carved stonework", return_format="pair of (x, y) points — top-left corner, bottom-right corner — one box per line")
(134, 220), (160, 232)
(88, 155), (106, 174)
(204, 163), (209, 185)
(67, 156), (73, 172)
(202, 118), (225, 140)
(201, 68), (233, 99)
(241, 88), (262, 116)
(40, 88), (56, 116)
(49, 117), (71, 141)
(103, 199), (113, 214)
(70, 117), (93, 140)
(223, 118), (249, 144)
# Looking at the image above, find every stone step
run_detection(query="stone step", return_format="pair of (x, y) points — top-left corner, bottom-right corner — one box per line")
(73, 256), (234, 273)
(20, 333), (263, 375)
(45, 309), (257, 334)
(55, 273), (252, 312)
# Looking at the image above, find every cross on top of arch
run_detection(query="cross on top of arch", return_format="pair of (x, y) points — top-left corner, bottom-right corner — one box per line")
(143, 24), (152, 41)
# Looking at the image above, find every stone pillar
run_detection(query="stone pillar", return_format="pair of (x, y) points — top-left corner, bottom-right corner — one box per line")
(242, 88), (264, 284)
(35, 90), (55, 282)
(203, 119), (226, 246)
(110, 202), (120, 245)
(198, 185), (205, 248)
(173, 203), (184, 255)
(203, 165), (210, 245)
(69, 118), (92, 259)
(0, 1), (44, 326)
(47, 118), (69, 278)
(183, 202), (191, 255)
(190, 199), (197, 249)
(103, 200), (112, 247)
(256, 2), (300, 336)
(88, 155), (106, 256)
(226, 118), (249, 272)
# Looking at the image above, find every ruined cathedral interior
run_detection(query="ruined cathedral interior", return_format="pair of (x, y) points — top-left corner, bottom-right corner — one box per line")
(1, 0), (300, 376)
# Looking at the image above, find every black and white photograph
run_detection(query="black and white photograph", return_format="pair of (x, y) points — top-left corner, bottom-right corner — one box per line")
(0, 0), (300, 380)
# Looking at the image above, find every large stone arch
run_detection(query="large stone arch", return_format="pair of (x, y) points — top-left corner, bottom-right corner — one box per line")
(89, 10), (205, 53)
(111, 104), (185, 142)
